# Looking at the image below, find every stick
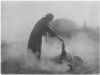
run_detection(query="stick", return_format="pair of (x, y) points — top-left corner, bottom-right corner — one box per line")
(48, 25), (63, 41)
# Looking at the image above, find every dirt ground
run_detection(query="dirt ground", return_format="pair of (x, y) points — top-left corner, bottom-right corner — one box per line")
(1, 56), (99, 74)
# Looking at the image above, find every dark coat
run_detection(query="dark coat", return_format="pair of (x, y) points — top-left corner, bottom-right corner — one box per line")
(28, 16), (56, 58)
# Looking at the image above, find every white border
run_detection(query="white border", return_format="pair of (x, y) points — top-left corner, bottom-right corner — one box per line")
(1, 0), (100, 1)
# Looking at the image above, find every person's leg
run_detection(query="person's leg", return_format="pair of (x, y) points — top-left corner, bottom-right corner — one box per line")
(33, 40), (38, 53)
(28, 38), (38, 56)
(36, 37), (42, 59)
(28, 35), (37, 52)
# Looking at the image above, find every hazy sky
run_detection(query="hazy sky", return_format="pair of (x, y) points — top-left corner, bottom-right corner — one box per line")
(1, 1), (100, 42)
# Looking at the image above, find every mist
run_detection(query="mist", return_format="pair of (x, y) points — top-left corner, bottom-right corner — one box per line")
(1, 1), (99, 74)
(1, 1), (99, 42)
(1, 18), (99, 73)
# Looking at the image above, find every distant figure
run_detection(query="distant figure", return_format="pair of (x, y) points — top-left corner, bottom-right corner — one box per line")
(28, 13), (62, 59)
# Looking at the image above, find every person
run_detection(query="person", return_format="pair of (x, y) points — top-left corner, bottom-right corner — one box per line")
(28, 13), (62, 59)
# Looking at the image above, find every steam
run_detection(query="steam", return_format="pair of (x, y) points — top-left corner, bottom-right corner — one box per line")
(2, 29), (99, 73)
(1, 18), (99, 73)
(16, 48), (70, 73)
(1, 40), (70, 73)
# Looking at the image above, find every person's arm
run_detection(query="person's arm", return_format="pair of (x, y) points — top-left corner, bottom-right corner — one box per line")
(47, 25), (63, 41)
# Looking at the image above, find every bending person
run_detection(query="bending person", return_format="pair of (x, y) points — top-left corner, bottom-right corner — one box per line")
(28, 13), (62, 59)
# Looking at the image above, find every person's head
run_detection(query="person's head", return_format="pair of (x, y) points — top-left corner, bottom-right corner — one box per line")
(45, 13), (54, 22)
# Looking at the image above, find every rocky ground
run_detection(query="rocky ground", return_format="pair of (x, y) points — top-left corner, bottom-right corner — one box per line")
(1, 54), (99, 74)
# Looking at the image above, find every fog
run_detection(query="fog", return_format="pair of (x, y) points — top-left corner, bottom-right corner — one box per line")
(1, 1), (100, 74)
(1, 1), (99, 42)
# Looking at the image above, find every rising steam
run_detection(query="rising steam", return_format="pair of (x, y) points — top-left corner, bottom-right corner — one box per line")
(1, 19), (99, 73)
